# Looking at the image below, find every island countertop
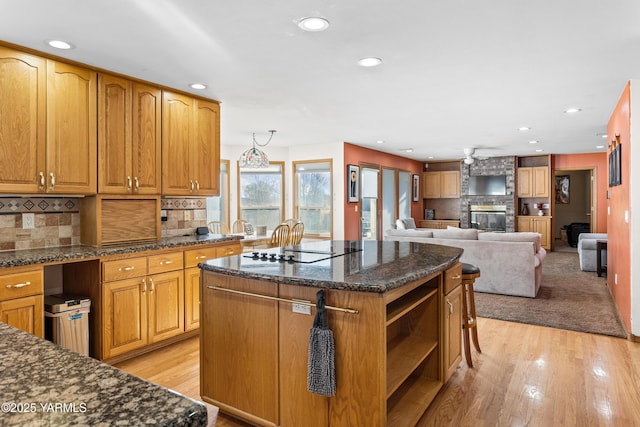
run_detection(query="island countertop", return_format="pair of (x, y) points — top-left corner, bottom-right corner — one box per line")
(200, 239), (463, 293)
(0, 322), (207, 426)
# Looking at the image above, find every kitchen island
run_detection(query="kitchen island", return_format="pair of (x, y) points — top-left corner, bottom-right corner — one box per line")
(0, 322), (207, 426)
(199, 240), (463, 427)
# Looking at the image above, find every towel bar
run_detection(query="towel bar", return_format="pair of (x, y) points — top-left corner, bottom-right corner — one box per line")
(207, 285), (359, 314)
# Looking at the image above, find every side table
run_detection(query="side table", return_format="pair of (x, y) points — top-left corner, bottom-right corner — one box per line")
(596, 240), (608, 277)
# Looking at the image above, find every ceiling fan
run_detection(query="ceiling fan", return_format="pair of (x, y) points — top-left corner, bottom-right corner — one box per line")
(462, 147), (488, 165)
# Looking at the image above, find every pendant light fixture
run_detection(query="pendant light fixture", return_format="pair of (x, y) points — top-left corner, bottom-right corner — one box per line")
(239, 130), (276, 168)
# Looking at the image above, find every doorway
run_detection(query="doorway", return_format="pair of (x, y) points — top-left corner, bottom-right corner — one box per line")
(553, 168), (596, 247)
(360, 166), (380, 240)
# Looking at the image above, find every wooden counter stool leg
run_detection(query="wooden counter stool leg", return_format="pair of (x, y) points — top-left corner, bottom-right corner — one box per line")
(461, 263), (481, 367)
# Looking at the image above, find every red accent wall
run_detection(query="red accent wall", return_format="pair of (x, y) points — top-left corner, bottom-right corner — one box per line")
(553, 153), (608, 233)
(606, 82), (632, 331)
(343, 143), (424, 240)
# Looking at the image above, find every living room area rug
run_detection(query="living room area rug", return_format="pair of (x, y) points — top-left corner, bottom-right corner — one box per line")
(473, 251), (627, 338)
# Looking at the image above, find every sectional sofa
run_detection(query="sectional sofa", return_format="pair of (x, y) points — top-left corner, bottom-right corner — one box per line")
(385, 227), (547, 298)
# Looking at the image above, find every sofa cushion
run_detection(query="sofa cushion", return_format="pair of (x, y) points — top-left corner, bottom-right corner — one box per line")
(432, 228), (479, 240)
(478, 231), (541, 253)
(395, 218), (417, 230)
(386, 228), (434, 238)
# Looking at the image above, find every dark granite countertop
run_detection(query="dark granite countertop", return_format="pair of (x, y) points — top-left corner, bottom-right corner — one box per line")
(0, 234), (242, 269)
(0, 322), (207, 426)
(200, 240), (463, 293)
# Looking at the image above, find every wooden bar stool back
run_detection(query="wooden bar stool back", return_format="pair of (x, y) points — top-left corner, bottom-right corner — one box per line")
(461, 262), (482, 367)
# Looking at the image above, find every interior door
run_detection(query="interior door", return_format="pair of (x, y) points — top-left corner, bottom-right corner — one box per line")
(360, 167), (380, 240)
(382, 168), (397, 235)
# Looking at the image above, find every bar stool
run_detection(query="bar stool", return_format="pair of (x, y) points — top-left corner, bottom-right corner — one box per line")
(461, 262), (481, 367)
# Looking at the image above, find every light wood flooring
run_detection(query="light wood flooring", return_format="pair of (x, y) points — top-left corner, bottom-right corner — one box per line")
(115, 317), (640, 426)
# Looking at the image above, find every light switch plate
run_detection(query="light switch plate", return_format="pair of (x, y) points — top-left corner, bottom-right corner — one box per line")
(292, 302), (311, 315)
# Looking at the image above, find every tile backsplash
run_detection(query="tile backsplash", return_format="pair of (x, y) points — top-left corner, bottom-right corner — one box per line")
(1, 196), (209, 251)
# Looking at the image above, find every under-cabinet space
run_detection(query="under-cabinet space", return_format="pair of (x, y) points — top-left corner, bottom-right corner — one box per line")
(386, 278), (438, 325)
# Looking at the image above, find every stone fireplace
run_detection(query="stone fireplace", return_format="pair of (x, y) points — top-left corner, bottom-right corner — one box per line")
(460, 156), (516, 232)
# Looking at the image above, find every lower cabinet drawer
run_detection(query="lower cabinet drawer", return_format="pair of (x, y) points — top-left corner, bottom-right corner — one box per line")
(148, 252), (183, 274)
(443, 263), (462, 295)
(0, 269), (44, 300)
(184, 248), (217, 268)
(102, 257), (148, 282)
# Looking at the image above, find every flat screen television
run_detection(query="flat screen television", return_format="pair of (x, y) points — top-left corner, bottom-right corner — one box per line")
(468, 175), (507, 195)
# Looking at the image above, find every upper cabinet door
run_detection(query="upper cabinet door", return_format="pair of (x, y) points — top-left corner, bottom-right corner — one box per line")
(532, 166), (549, 198)
(162, 91), (193, 195)
(131, 83), (161, 194)
(0, 47), (46, 193)
(193, 100), (220, 196)
(517, 167), (533, 197)
(98, 74), (132, 194)
(46, 60), (97, 194)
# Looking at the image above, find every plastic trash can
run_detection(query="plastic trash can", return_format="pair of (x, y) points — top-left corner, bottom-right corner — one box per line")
(44, 294), (91, 356)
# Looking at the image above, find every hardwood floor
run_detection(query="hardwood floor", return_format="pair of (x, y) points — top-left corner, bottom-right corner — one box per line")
(116, 318), (640, 426)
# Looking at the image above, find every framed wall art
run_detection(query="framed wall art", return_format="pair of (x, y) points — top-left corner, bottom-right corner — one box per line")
(412, 174), (420, 202)
(347, 164), (359, 202)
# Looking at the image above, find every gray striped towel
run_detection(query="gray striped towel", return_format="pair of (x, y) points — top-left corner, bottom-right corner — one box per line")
(307, 289), (336, 396)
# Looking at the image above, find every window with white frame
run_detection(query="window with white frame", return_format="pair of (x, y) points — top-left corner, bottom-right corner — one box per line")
(238, 162), (284, 230)
(294, 160), (332, 238)
(207, 160), (230, 227)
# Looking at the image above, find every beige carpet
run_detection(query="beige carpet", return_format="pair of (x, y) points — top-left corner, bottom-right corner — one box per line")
(473, 251), (627, 338)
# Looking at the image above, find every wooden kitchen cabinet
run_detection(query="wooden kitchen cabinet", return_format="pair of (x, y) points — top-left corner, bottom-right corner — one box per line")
(101, 253), (184, 359)
(517, 166), (549, 198)
(162, 91), (220, 196)
(517, 216), (551, 250)
(46, 60), (97, 194)
(0, 50), (96, 194)
(184, 243), (241, 332)
(442, 264), (462, 382)
(0, 267), (44, 337)
(422, 171), (460, 199)
(0, 46), (47, 193)
(98, 74), (161, 194)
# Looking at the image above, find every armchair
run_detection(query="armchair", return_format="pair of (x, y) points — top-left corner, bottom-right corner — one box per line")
(577, 233), (607, 272)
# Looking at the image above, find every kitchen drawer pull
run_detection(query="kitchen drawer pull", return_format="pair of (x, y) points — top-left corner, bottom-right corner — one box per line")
(159, 260), (173, 265)
(224, 249), (235, 255)
(195, 255), (208, 260)
(450, 274), (461, 280)
(6, 281), (31, 289)
(118, 266), (135, 272)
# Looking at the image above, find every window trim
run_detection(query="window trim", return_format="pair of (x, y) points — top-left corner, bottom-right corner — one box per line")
(236, 161), (285, 225)
(293, 159), (333, 239)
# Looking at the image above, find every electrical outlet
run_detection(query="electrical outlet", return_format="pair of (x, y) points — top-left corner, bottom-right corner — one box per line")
(22, 213), (35, 229)
(292, 302), (311, 315)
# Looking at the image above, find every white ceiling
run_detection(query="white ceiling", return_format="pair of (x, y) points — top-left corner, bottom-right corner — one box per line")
(3, 0), (640, 162)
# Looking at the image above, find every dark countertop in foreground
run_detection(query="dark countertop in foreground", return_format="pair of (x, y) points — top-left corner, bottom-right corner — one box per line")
(0, 322), (207, 426)
(0, 234), (242, 269)
(200, 240), (463, 293)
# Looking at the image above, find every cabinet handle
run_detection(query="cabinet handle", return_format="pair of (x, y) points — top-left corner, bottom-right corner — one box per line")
(149, 277), (155, 292)
(118, 266), (135, 272)
(134, 177), (139, 192)
(224, 249), (235, 255)
(450, 274), (461, 280)
(195, 255), (208, 260)
(446, 299), (454, 314)
(141, 278), (147, 293)
(49, 172), (55, 191)
(38, 172), (45, 191)
(195, 180), (200, 192)
(6, 281), (31, 289)
(190, 180), (195, 192)
(127, 176), (132, 192)
(159, 259), (173, 265)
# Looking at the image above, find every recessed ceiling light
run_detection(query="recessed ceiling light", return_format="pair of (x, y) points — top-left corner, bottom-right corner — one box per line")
(529, 140), (538, 144)
(596, 145), (605, 149)
(596, 133), (608, 138)
(535, 149), (544, 152)
(297, 17), (330, 32)
(564, 108), (582, 114)
(403, 148), (414, 153)
(376, 140), (384, 144)
(189, 83), (206, 90)
(358, 57), (382, 67)
(47, 40), (74, 50)
(519, 127), (531, 131)
(428, 156), (434, 159)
